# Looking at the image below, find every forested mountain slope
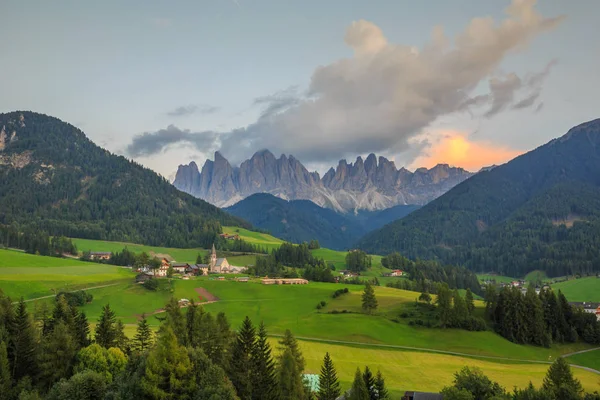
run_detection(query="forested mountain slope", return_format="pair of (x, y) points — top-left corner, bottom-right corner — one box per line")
(0, 111), (249, 247)
(357, 118), (600, 277)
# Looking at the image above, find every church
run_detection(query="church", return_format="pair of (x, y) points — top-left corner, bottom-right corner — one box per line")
(209, 244), (231, 273)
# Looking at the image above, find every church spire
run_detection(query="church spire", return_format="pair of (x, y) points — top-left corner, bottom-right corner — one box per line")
(211, 243), (216, 256)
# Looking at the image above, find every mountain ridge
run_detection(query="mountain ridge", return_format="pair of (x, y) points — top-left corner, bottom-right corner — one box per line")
(356, 118), (600, 278)
(173, 149), (473, 213)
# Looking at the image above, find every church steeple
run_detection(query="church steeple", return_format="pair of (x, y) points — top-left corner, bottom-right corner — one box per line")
(210, 243), (217, 270)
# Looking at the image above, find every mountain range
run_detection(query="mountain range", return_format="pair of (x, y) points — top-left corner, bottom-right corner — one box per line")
(173, 150), (473, 213)
(225, 193), (420, 250)
(357, 118), (600, 278)
(0, 111), (248, 248)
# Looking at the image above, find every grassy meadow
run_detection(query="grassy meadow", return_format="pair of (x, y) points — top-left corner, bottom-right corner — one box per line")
(567, 349), (600, 372)
(222, 226), (284, 251)
(552, 276), (600, 302)
(0, 249), (133, 300)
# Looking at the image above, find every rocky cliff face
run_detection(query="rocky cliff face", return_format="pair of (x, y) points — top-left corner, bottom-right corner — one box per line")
(173, 150), (473, 212)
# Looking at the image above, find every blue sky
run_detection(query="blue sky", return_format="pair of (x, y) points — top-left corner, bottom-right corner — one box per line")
(1, 0), (599, 177)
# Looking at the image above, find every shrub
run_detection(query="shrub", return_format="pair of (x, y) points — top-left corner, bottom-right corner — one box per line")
(143, 279), (159, 291)
(316, 303), (322, 310)
(320, 301), (326, 307)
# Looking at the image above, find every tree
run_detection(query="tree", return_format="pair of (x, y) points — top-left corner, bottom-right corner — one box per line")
(94, 304), (116, 349)
(542, 357), (583, 398)
(278, 329), (305, 373)
(418, 292), (432, 304)
(187, 347), (239, 400)
(0, 342), (11, 400)
(164, 297), (186, 345)
(317, 352), (340, 400)
(11, 298), (39, 381)
(74, 311), (91, 349)
(114, 320), (129, 354)
(362, 366), (376, 400)
(439, 387), (475, 400)
(451, 366), (506, 399)
(74, 344), (126, 383)
(140, 326), (194, 399)
(40, 322), (77, 390)
(133, 315), (153, 352)
(349, 368), (369, 400)
(465, 289), (475, 315)
(524, 286), (550, 347)
(229, 316), (256, 399)
(436, 284), (453, 327)
(374, 370), (388, 400)
(345, 250), (371, 272)
(167, 265), (174, 279)
(251, 322), (277, 400)
(46, 370), (108, 400)
(277, 348), (305, 400)
(361, 283), (378, 315)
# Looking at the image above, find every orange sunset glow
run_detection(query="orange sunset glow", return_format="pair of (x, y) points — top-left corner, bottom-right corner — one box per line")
(412, 132), (524, 171)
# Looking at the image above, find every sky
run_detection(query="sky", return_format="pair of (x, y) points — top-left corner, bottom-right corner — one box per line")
(1, 0), (599, 178)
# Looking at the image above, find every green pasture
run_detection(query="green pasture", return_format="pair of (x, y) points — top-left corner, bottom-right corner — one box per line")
(222, 226), (283, 251)
(567, 349), (600, 372)
(71, 238), (206, 263)
(0, 249), (133, 300)
(552, 277), (600, 302)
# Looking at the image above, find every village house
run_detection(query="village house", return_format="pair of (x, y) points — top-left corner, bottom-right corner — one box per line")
(89, 251), (112, 261)
(170, 262), (189, 274)
(219, 233), (240, 240)
(186, 264), (209, 276)
(389, 269), (404, 277)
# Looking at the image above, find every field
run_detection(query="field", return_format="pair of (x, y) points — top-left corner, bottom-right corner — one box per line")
(567, 349), (600, 372)
(552, 277), (600, 302)
(0, 249), (133, 300)
(222, 226), (284, 251)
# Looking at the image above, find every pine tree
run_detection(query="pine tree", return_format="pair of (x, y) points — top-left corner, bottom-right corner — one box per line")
(251, 322), (277, 400)
(524, 286), (549, 347)
(39, 321), (77, 390)
(95, 304), (117, 348)
(374, 370), (388, 399)
(349, 368), (369, 400)
(164, 297), (186, 346)
(277, 347), (306, 400)
(0, 341), (11, 400)
(542, 357), (583, 397)
(465, 288), (475, 315)
(361, 283), (378, 315)
(229, 316), (256, 400)
(317, 352), (340, 400)
(484, 284), (498, 323)
(115, 319), (129, 354)
(437, 284), (453, 327)
(11, 298), (38, 381)
(362, 366), (376, 400)
(278, 329), (305, 373)
(133, 315), (153, 351)
(74, 311), (91, 349)
(48, 295), (73, 334)
(452, 289), (468, 328)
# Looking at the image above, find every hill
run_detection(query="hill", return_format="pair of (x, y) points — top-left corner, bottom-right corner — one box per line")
(357, 119), (600, 278)
(225, 193), (418, 250)
(0, 111), (249, 248)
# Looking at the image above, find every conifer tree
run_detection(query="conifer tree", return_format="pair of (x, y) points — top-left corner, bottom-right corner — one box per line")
(251, 322), (277, 400)
(164, 297), (186, 345)
(374, 370), (388, 399)
(437, 284), (453, 327)
(74, 311), (91, 349)
(229, 316), (256, 400)
(48, 295), (73, 334)
(0, 341), (11, 400)
(214, 311), (233, 367)
(452, 289), (468, 327)
(278, 329), (305, 373)
(483, 284), (498, 323)
(317, 352), (340, 400)
(542, 357), (583, 398)
(133, 315), (153, 351)
(40, 321), (77, 390)
(362, 366), (376, 400)
(524, 286), (549, 347)
(11, 298), (38, 381)
(361, 283), (378, 315)
(115, 319), (129, 354)
(277, 347), (305, 400)
(465, 289), (475, 315)
(95, 304), (117, 349)
(349, 368), (369, 400)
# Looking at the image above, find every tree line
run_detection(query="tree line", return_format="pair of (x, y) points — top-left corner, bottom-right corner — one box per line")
(484, 285), (600, 347)
(0, 289), (393, 399)
(0, 225), (77, 257)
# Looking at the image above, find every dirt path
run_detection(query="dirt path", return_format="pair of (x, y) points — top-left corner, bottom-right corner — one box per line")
(12, 283), (122, 304)
(268, 335), (600, 375)
(562, 346), (600, 358)
(194, 287), (219, 302)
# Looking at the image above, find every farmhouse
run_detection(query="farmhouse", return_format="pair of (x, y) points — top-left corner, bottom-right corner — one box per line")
(219, 233), (240, 240)
(569, 302), (600, 321)
(262, 278), (308, 285)
(170, 262), (189, 274)
(89, 251), (112, 261)
(390, 269), (404, 277)
(187, 264), (209, 276)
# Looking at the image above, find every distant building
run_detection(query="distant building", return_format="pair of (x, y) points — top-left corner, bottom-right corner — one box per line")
(236, 276), (250, 282)
(402, 391), (443, 400)
(187, 264), (209, 276)
(390, 270), (404, 277)
(89, 251), (112, 261)
(570, 302), (600, 321)
(262, 278), (308, 285)
(219, 233), (240, 240)
(171, 262), (189, 274)
(208, 244), (246, 274)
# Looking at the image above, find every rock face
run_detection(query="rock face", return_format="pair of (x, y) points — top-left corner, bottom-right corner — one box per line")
(173, 150), (473, 213)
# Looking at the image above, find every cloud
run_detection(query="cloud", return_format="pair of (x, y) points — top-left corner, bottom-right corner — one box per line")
(166, 104), (220, 117)
(126, 125), (218, 157)
(411, 130), (523, 171)
(129, 0), (563, 166)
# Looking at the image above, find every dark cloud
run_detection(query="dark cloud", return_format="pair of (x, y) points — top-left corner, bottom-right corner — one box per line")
(126, 125), (218, 157)
(166, 104), (220, 117)
(129, 0), (563, 166)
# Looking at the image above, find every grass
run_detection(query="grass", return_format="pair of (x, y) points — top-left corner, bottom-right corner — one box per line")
(71, 238), (206, 263)
(222, 226), (283, 251)
(552, 277), (600, 302)
(567, 349), (600, 372)
(289, 340), (600, 396)
(0, 249), (134, 300)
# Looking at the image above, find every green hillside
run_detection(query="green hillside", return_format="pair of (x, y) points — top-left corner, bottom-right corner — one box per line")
(552, 277), (600, 302)
(357, 119), (600, 279)
(0, 111), (249, 249)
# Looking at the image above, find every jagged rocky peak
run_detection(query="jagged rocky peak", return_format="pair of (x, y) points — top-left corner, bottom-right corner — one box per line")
(172, 150), (474, 212)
